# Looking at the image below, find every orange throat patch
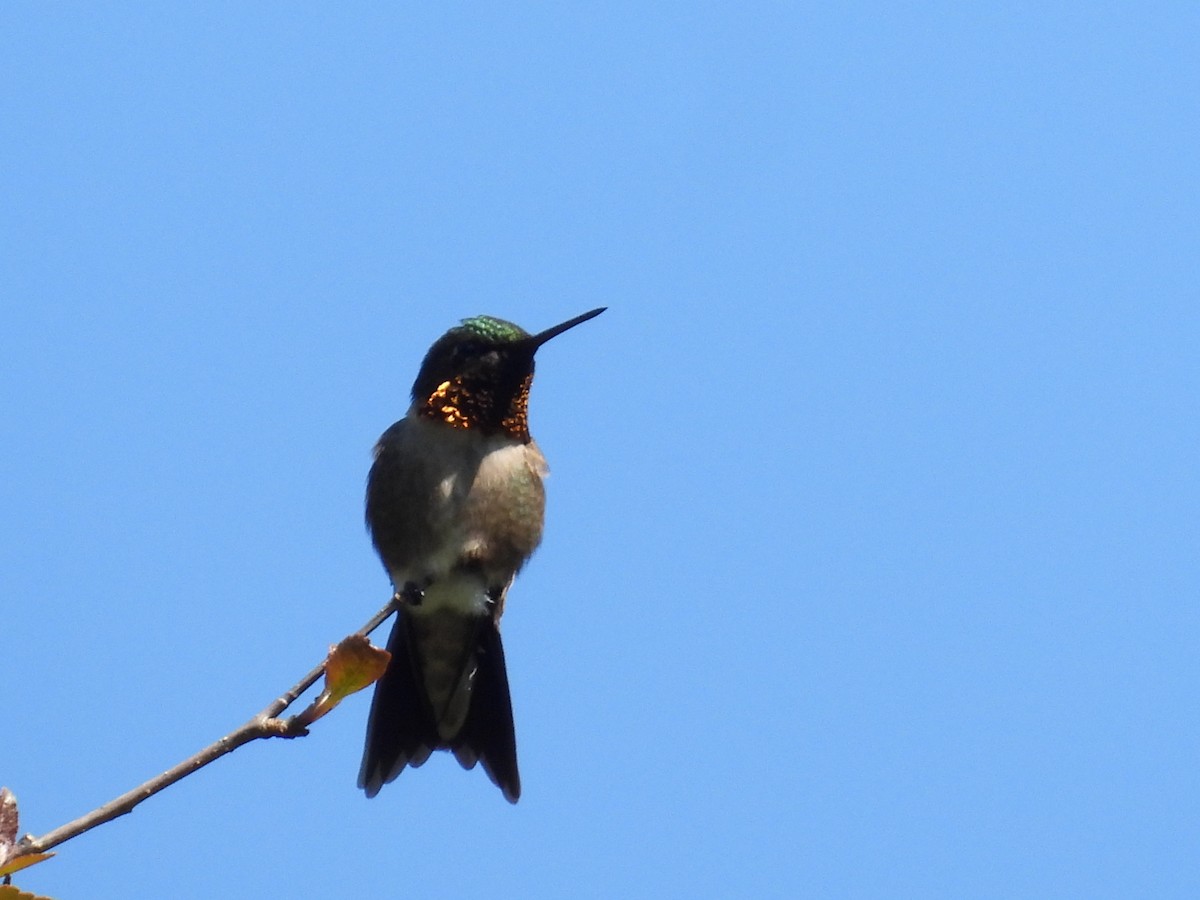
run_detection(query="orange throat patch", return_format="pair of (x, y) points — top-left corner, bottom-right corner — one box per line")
(419, 375), (532, 441)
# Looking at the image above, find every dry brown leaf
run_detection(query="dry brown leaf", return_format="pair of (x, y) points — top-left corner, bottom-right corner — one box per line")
(0, 789), (16, 858)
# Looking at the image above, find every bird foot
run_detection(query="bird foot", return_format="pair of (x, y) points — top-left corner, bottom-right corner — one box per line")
(400, 581), (426, 607)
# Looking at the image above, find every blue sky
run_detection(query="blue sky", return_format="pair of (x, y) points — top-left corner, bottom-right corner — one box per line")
(2, 4), (1197, 897)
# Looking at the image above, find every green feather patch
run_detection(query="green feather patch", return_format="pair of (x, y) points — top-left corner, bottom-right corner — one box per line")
(459, 315), (530, 342)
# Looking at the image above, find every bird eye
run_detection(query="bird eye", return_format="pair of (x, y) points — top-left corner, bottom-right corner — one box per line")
(455, 341), (483, 360)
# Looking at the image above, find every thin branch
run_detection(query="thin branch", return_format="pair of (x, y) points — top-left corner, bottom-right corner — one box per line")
(13, 597), (397, 858)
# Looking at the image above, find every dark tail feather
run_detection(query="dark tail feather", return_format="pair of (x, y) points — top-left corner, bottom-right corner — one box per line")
(452, 620), (521, 803)
(358, 609), (521, 803)
(358, 609), (439, 798)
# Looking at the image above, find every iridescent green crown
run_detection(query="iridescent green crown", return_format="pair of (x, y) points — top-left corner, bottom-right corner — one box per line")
(458, 315), (530, 343)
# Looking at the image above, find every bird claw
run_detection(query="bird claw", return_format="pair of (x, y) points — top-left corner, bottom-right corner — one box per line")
(400, 582), (425, 607)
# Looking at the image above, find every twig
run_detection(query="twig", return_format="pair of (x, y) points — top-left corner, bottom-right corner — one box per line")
(13, 597), (397, 858)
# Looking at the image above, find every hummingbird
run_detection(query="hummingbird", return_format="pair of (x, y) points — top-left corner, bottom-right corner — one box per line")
(358, 307), (605, 803)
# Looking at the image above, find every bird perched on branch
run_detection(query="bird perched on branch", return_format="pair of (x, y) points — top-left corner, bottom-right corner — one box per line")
(358, 307), (605, 802)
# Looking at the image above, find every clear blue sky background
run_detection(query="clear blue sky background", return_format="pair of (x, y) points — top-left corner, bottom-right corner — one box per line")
(2, 4), (1196, 898)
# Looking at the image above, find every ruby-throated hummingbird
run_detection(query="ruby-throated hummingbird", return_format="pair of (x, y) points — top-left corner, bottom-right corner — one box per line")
(358, 307), (605, 802)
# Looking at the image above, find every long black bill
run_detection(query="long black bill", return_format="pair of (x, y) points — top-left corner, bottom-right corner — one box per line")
(527, 307), (606, 349)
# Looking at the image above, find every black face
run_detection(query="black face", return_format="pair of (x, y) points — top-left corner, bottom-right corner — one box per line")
(410, 331), (535, 410)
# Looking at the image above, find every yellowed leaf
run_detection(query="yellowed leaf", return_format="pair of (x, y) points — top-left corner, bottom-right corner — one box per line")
(295, 635), (390, 726)
(0, 881), (58, 900)
(325, 635), (391, 699)
(0, 850), (54, 878)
